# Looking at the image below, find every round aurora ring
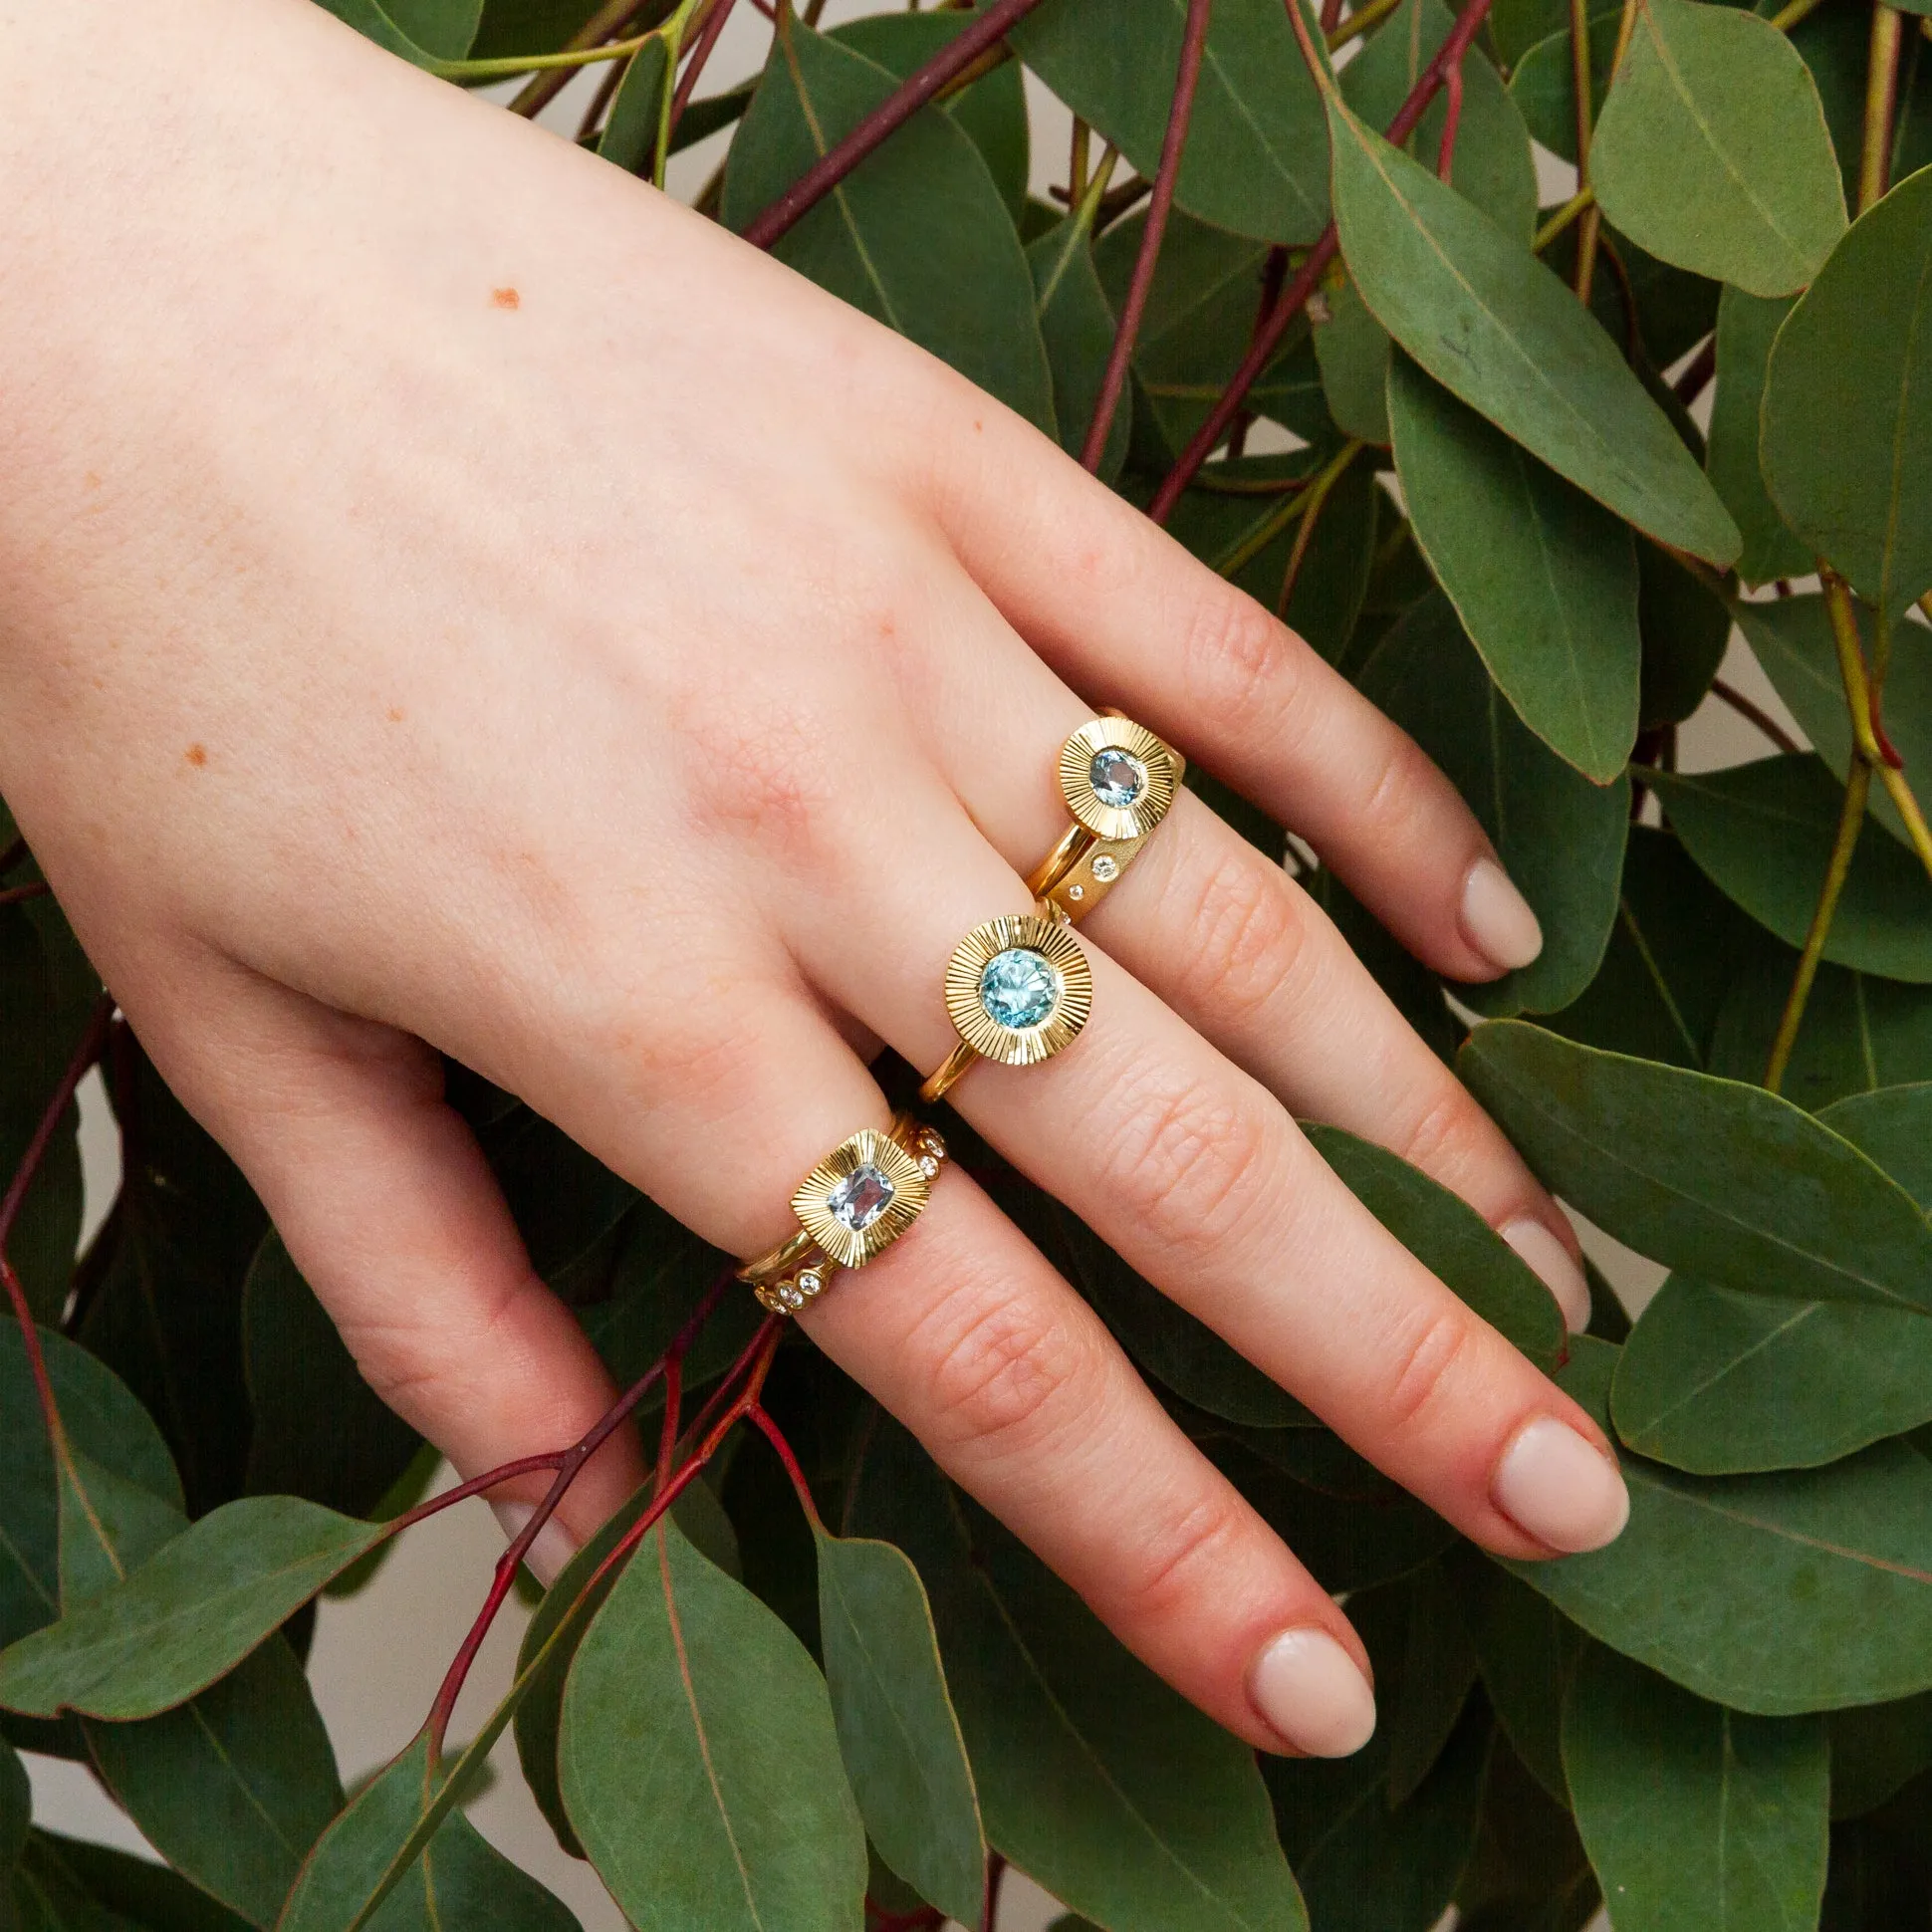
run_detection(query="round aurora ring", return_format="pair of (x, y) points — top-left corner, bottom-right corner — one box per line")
(738, 1113), (948, 1317)
(919, 910), (1094, 1104)
(1028, 715), (1184, 920)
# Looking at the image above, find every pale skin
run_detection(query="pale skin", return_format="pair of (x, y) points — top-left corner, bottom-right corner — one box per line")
(0, 0), (1627, 1762)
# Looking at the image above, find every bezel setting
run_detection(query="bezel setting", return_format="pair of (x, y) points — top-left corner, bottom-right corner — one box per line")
(942, 912), (1092, 1068)
(1059, 716), (1179, 843)
(792, 1125), (931, 1270)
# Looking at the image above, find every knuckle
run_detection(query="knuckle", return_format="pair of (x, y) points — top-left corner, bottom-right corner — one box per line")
(1182, 587), (1300, 731)
(1176, 847), (1311, 1022)
(676, 695), (839, 863)
(1381, 1303), (1475, 1434)
(1097, 1075), (1276, 1264)
(1122, 1488), (1250, 1618)
(1351, 730), (1436, 846)
(919, 1288), (1102, 1461)
(1389, 1081), (1487, 1185)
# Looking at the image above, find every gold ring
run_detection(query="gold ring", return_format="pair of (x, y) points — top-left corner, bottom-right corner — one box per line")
(918, 909), (1093, 1105)
(1025, 714), (1184, 921)
(738, 1112), (948, 1316)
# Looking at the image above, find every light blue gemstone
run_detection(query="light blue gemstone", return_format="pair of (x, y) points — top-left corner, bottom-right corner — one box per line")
(827, 1162), (895, 1233)
(1089, 748), (1148, 808)
(979, 948), (1062, 1030)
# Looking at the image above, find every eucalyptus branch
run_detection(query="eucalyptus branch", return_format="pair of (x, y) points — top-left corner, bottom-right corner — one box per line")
(1149, 0), (1497, 521)
(1860, 5), (1904, 212)
(1534, 185), (1595, 252)
(1673, 334), (1716, 406)
(1766, 0), (1827, 30)
(509, 0), (677, 119)
(1326, 0), (1406, 50)
(1082, 0), (1215, 471)
(0, 881), (50, 908)
(431, 34), (654, 79)
(741, 0), (1053, 249)
(1709, 676), (1800, 754)
(1276, 438), (1364, 614)
(981, 1851), (1009, 1932)
(1227, 244), (1290, 457)
(745, 1403), (825, 1529)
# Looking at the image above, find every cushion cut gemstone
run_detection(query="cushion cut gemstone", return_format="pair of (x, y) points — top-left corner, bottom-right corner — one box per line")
(979, 948), (1062, 1030)
(827, 1162), (895, 1233)
(1089, 748), (1149, 808)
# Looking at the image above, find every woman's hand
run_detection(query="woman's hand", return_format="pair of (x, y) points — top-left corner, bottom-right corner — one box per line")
(0, 0), (1623, 1758)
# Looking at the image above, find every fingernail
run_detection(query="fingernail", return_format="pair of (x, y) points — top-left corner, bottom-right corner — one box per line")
(1461, 857), (1544, 972)
(491, 1503), (580, 1588)
(1502, 1219), (1592, 1333)
(1492, 1418), (1630, 1554)
(1248, 1627), (1378, 1758)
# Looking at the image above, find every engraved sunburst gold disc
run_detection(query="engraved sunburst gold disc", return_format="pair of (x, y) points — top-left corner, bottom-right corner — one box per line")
(792, 1125), (932, 1271)
(942, 912), (1092, 1069)
(1059, 716), (1180, 844)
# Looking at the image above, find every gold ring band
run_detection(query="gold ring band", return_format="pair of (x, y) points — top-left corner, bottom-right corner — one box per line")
(918, 908), (1093, 1105)
(739, 1112), (948, 1316)
(1024, 714), (1184, 921)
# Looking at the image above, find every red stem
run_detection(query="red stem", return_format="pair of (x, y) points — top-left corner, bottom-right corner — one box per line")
(0, 882), (50, 908)
(981, 1851), (1008, 1932)
(1320, 0), (1345, 29)
(1079, 0), (1215, 471)
(745, 1403), (823, 1529)
(741, 0), (1053, 249)
(1673, 335), (1717, 406)
(1435, 56), (1464, 180)
(669, 0), (743, 131)
(1148, 0), (1498, 522)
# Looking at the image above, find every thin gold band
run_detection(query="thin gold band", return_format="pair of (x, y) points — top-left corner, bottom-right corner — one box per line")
(738, 1112), (947, 1317)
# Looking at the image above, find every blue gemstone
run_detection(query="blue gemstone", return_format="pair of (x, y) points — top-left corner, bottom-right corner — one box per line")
(979, 948), (1062, 1030)
(1089, 748), (1148, 808)
(827, 1162), (895, 1233)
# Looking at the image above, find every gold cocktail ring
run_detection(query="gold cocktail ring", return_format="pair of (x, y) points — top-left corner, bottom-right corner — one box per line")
(918, 909), (1094, 1105)
(1025, 715), (1184, 921)
(738, 1112), (949, 1316)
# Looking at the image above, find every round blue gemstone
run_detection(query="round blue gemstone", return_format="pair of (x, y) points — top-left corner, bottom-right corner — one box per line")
(1089, 748), (1148, 808)
(979, 948), (1062, 1031)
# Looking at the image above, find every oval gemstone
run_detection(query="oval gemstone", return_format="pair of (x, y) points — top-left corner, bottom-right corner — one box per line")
(979, 948), (1062, 1030)
(1089, 748), (1149, 808)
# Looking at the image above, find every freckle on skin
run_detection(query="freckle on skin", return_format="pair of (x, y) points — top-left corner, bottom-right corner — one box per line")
(83, 471), (101, 490)
(492, 287), (521, 311)
(387, 706), (404, 722)
(184, 744), (207, 768)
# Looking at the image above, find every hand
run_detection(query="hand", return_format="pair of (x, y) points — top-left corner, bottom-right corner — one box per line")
(0, 0), (1623, 1759)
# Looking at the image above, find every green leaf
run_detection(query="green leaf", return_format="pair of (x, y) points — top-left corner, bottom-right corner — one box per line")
(1737, 596), (1932, 849)
(1638, 538), (1732, 728)
(1355, 594), (1630, 1014)
(1546, 827), (1759, 1070)
(1820, 1081), (1932, 1209)
(848, 1419), (1308, 1932)
(241, 1235), (419, 1520)
(28, 1832), (249, 1931)
(87, 1638), (342, 1930)
(0, 1498), (384, 1720)
(1011, 0), (1331, 244)
(1458, 1557), (1586, 1805)
(465, 0), (598, 60)
(1388, 354), (1640, 782)
(1327, 99), (1741, 564)
(1563, 1644), (1829, 1929)
(814, 1529), (984, 1927)
(594, 35), (669, 177)
(1027, 215), (1130, 481)
(832, 10), (1030, 219)
(279, 1732), (580, 1932)
(1266, 1580), (1489, 1932)
(1590, 0), (1846, 294)
(1507, 11), (1617, 164)
(1503, 1337), (1932, 1713)
(559, 1516), (865, 1932)
(1303, 1123), (1565, 1368)
(375, 0), (479, 59)
(308, 1), (447, 70)
(1611, 1270), (1932, 1472)
(1706, 289), (1812, 585)
(1460, 1020), (1932, 1311)
(1826, 1691), (1932, 1820)
(1384, 1566), (1481, 1806)
(1763, 164), (1932, 616)
(1709, 940), (1932, 1110)
(1651, 754), (1932, 980)
(1313, 272), (1392, 444)
(11, 1832), (140, 1932)
(720, 18), (1054, 433)
(1341, 0), (1538, 240)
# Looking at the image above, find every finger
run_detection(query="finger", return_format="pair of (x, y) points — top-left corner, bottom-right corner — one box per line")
(919, 418), (1543, 983)
(783, 784), (1627, 1561)
(909, 639), (1590, 1330)
(124, 958), (641, 1574)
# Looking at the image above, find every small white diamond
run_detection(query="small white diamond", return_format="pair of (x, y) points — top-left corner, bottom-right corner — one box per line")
(918, 1155), (939, 1177)
(920, 1130), (946, 1158)
(1091, 853), (1119, 882)
(1067, 882), (1085, 901)
(798, 1269), (822, 1296)
(778, 1283), (804, 1310)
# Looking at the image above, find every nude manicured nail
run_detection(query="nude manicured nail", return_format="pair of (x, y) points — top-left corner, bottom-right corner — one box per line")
(1492, 1419), (1630, 1554)
(1461, 857), (1544, 971)
(1502, 1219), (1593, 1333)
(1248, 1628), (1378, 1758)
(491, 1503), (580, 1589)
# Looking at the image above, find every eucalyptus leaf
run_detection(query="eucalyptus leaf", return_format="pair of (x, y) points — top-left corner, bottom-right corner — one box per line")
(1327, 99), (1741, 563)
(1637, 539), (1731, 728)
(1590, 0), (1846, 294)
(1313, 272), (1392, 444)
(594, 35), (669, 177)
(1651, 754), (1932, 981)
(559, 1517), (865, 1932)
(1819, 1082), (1932, 1209)
(1763, 163), (1932, 616)
(33, 1832), (252, 1932)
(1388, 353), (1640, 782)
(1707, 290), (1812, 585)
(1457, 1557), (1586, 1805)
(1027, 215), (1130, 481)
(1505, 10), (1617, 163)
